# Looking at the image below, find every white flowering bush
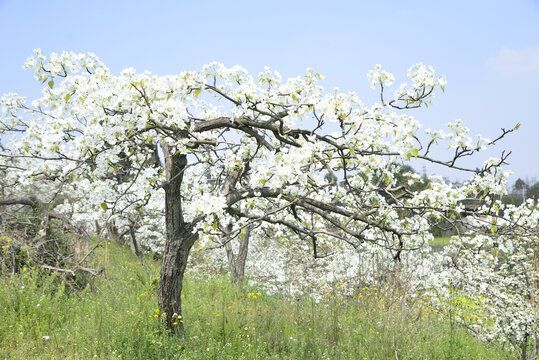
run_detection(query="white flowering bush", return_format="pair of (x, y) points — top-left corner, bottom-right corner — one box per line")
(428, 199), (539, 359)
(189, 226), (441, 302)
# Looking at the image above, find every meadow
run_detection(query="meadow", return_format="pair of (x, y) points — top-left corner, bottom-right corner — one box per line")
(0, 240), (513, 360)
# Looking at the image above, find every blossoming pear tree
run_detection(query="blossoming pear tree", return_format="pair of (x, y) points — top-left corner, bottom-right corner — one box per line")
(434, 199), (539, 359)
(0, 50), (517, 335)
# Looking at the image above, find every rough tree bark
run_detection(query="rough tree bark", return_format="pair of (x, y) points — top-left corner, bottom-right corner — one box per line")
(157, 143), (198, 336)
(128, 219), (145, 265)
(225, 229), (250, 284)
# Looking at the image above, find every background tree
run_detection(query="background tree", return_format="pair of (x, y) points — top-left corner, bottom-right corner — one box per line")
(514, 178), (529, 202)
(437, 200), (539, 359)
(528, 182), (539, 203)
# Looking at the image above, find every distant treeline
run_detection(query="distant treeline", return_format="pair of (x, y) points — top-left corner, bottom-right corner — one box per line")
(503, 178), (539, 205)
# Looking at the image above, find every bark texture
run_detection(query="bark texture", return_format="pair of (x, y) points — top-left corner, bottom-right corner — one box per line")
(128, 221), (145, 265)
(225, 229), (250, 283)
(157, 143), (197, 336)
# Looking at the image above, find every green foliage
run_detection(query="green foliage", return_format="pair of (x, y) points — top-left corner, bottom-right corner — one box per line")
(503, 178), (539, 206)
(0, 241), (512, 359)
(514, 178), (528, 192)
(529, 182), (539, 202)
(502, 191), (525, 206)
(324, 172), (337, 185)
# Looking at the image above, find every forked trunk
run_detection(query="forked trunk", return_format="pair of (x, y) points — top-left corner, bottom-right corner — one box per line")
(157, 143), (197, 336)
(225, 228), (250, 283)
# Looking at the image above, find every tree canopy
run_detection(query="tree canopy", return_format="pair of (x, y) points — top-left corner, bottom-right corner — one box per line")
(1, 50), (533, 340)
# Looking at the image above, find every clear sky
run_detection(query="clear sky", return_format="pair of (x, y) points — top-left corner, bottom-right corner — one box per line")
(1, 0), (538, 183)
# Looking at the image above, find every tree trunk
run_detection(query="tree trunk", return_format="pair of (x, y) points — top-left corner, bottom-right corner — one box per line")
(520, 332), (529, 360)
(158, 222), (197, 336)
(128, 220), (145, 265)
(106, 221), (125, 245)
(157, 142), (197, 336)
(225, 228), (250, 283)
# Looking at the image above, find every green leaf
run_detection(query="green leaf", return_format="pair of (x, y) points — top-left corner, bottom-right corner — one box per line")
(491, 225), (498, 234)
(48, 79), (54, 89)
(101, 202), (108, 211)
(65, 93), (71, 102)
(412, 148), (418, 158)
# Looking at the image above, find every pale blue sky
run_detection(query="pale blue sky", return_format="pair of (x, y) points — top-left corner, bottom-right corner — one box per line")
(1, 0), (538, 182)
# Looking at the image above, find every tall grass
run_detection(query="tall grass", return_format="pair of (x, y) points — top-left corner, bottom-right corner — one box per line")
(0, 241), (512, 359)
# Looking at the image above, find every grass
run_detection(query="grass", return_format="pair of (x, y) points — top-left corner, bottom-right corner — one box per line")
(430, 236), (452, 251)
(0, 240), (513, 359)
